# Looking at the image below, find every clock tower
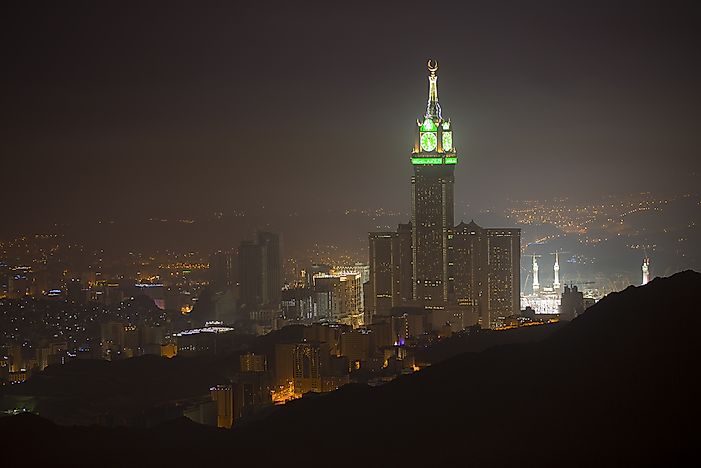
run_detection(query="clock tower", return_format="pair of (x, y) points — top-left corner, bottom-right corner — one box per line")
(411, 60), (457, 309)
(369, 60), (520, 327)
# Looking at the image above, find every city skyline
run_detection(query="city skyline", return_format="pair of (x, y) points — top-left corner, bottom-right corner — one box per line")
(2, 2), (699, 284)
(367, 61), (521, 329)
(1, 3), (699, 464)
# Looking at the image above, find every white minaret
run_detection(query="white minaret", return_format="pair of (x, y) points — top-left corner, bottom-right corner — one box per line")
(642, 258), (650, 285)
(553, 252), (561, 290)
(532, 255), (540, 294)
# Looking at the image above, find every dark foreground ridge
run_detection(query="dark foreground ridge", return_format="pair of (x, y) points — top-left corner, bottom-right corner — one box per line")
(2, 271), (699, 466)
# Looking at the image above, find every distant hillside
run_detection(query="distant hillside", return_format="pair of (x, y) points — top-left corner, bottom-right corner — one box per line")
(415, 321), (565, 364)
(2, 271), (699, 466)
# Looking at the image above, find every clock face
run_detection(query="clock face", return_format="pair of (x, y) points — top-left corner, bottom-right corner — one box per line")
(442, 131), (453, 151)
(420, 132), (437, 152)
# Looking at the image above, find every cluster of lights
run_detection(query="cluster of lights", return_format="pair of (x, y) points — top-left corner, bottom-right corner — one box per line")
(414, 116), (455, 165)
(173, 326), (234, 336)
(411, 157), (457, 165)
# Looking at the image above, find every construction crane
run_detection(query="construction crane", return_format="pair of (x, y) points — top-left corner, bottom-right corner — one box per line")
(566, 280), (595, 286)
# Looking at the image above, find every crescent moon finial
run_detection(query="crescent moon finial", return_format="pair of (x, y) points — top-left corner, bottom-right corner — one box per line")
(427, 59), (438, 73)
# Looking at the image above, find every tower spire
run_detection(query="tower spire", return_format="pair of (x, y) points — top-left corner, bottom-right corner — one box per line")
(425, 59), (442, 120)
(642, 257), (650, 285)
(642, 246), (650, 286)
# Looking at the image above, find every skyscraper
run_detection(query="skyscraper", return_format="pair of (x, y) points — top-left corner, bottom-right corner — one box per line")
(484, 228), (521, 327)
(237, 231), (282, 314)
(238, 240), (263, 311)
(451, 220), (485, 324)
(396, 223), (413, 305)
(257, 231), (281, 306)
(367, 227), (413, 318)
(368, 232), (397, 316)
(450, 223), (521, 328)
(368, 60), (521, 329)
(209, 250), (235, 293)
(411, 60), (457, 310)
(274, 341), (327, 395)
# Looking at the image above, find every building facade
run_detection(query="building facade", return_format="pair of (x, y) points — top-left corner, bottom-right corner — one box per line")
(238, 231), (282, 315)
(210, 384), (234, 429)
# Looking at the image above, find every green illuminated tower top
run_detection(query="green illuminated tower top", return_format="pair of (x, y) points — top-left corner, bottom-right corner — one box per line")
(412, 60), (457, 165)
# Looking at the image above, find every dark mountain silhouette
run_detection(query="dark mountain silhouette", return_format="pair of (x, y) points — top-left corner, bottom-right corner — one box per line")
(1, 271), (699, 466)
(415, 320), (565, 364)
(1, 354), (227, 426)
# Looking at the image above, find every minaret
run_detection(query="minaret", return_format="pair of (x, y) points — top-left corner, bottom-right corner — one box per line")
(553, 252), (561, 290)
(532, 255), (540, 294)
(642, 257), (650, 285)
(411, 60), (457, 308)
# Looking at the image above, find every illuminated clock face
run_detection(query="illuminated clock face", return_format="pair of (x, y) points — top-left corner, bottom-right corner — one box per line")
(442, 131), (453, 151)
(420, 132), (437, 152)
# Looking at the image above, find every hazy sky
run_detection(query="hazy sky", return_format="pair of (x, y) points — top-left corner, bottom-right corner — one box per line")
(2, 0), (700, 229)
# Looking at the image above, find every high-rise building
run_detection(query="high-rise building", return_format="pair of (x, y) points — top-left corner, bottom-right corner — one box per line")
(411, 60), (456, 310)
(293, 342), (329, 394)
(275, 341), (327, 395)
(484, 228), (521, 327)
(281, 285), (314, 320)
(238, 231), (282, 315)
(368, 232), (397, 316)
(292, 342), (323, 394)
(366, 227), (413, 321)
(209, 250), (235, 293)
(397, 223), (413, 306)
(313, 271), (362, 321)
(368, 61), (520, 329)
(274, 342), (295, 389)
(238, 240), (263, 311)
(257, 231), (282, 306)
(334, 263), (370, 311)
(451, 221), (485, 324)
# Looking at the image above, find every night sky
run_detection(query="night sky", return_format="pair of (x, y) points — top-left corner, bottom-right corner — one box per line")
(2, 0), (700, 230)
